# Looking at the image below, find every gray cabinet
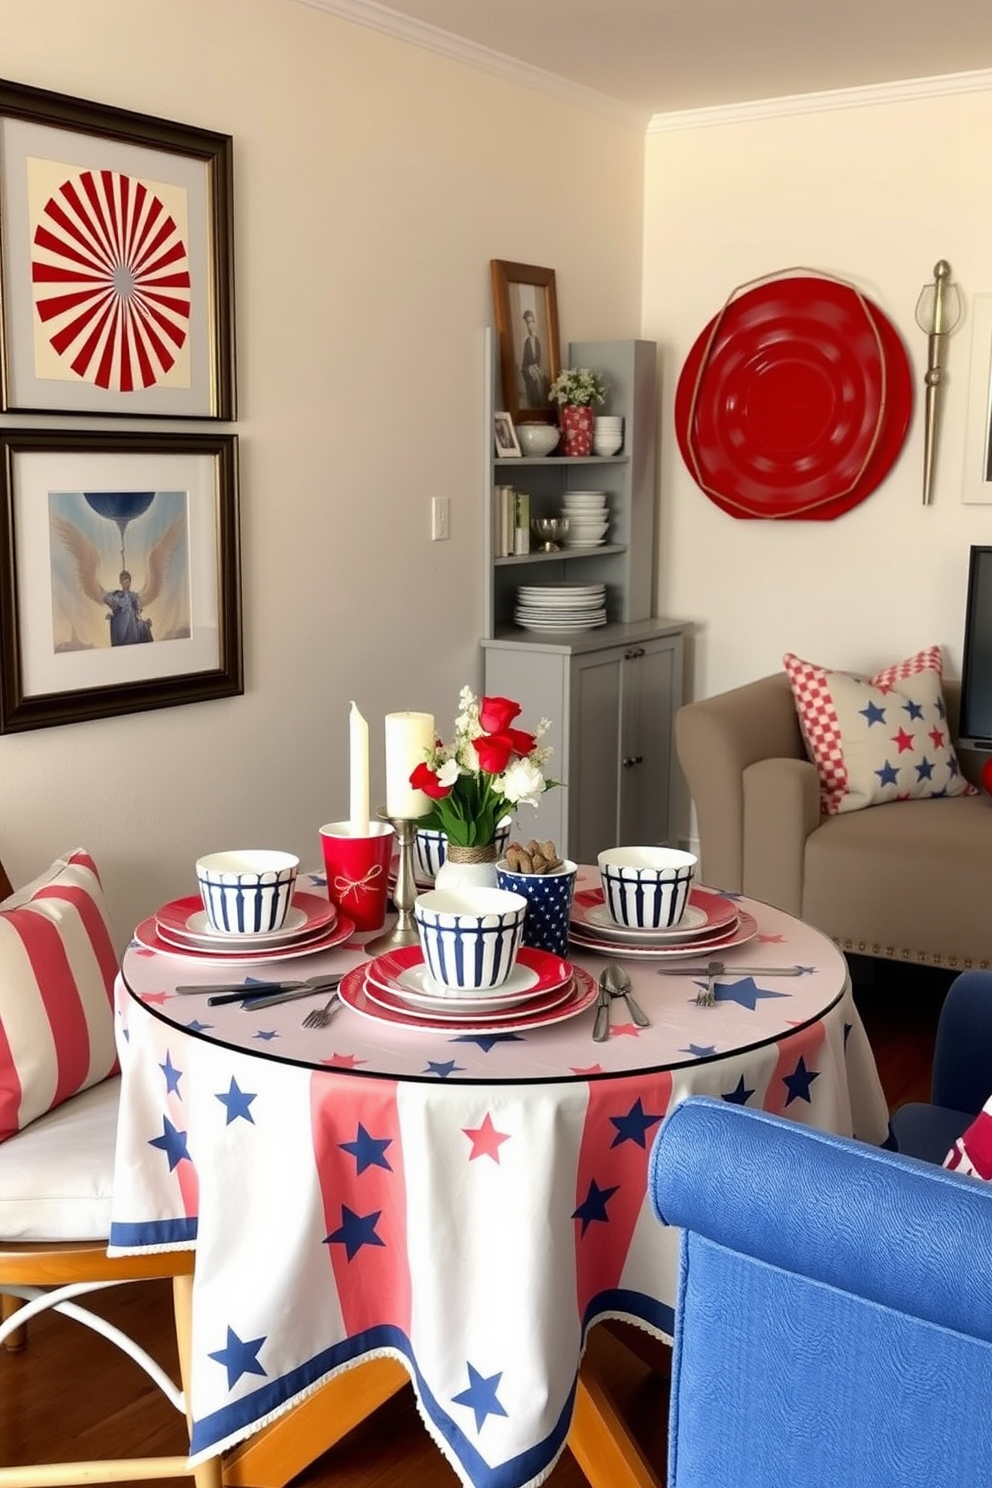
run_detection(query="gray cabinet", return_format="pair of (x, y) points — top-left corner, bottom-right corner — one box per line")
(482, 621), (685, 863)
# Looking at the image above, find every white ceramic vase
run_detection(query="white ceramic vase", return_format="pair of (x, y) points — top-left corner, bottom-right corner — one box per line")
(433, 843), (499, 891)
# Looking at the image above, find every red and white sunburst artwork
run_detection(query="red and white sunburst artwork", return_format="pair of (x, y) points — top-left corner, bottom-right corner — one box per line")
(30, 168), (191, 394)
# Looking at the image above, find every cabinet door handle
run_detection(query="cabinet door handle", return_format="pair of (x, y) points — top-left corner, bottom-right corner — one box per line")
(621, 754), (644, 768)
(623, 647), (645, 660)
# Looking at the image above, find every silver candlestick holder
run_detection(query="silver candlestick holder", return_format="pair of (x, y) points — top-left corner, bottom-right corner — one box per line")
(365, 811), (421, 955)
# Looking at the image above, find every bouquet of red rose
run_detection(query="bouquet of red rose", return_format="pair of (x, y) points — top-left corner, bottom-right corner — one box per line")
(410, 687), (558, 847)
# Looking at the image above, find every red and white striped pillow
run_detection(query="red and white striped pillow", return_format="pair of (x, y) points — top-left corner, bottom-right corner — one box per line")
(783, 646), (976, 815)
(945, 1105), (992, 1181)
(0, 849), (119, 1144)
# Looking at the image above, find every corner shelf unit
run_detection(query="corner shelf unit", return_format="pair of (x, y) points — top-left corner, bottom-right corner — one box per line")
(480, 332), (688, 862)
(483, 334), (658, 639)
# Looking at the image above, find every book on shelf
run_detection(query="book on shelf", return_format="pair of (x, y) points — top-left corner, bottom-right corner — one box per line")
(513, 491), (530, 555)
(494, 485), (515, 558)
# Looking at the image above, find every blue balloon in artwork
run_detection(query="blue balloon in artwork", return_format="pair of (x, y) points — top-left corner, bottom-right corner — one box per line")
(83, 492), (155, 527)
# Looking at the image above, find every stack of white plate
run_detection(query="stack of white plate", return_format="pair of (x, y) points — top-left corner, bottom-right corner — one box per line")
(514, 583), (607, 632)
(562, 490), (610, 548)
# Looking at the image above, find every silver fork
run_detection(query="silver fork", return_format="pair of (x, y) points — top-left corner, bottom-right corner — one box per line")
(302, 991), (341, 1029)
(695, 960), (723, 1008)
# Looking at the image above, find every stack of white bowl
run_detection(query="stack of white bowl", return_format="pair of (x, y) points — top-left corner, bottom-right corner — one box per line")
(593, 416), (623, 456)
(561, 490), (610, 548)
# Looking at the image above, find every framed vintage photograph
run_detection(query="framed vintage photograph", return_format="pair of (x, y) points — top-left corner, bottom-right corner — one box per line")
(963, 292), (992, 504)
(0, 429), (242, 732)
(490, 260), (560, 424)
(493, 410), (521, 457)
(0, 77), (235, 419)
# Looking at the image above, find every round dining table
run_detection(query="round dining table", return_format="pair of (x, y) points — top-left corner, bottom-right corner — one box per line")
(109, 865), (890, 1488)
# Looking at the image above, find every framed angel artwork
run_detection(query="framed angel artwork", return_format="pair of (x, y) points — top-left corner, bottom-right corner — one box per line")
(0, 429), (242, 732)
(0, 76), (236, 418)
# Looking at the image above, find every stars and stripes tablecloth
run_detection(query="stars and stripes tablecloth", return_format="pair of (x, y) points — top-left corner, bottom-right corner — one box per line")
(109, 881), (889, 1488)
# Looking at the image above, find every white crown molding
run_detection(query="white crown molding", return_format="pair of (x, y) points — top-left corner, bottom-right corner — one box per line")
(648, 67), (992, 133)
(293, 0), (651, 131)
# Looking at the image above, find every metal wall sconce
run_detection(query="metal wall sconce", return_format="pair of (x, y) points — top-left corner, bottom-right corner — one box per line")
(915, 259), (961, 505)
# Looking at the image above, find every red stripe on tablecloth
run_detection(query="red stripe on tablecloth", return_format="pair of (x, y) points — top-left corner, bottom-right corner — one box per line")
(762, 1018), (827, 1118)
(573, 1070), (673, 1315)
(310, 1071), (412, 1338)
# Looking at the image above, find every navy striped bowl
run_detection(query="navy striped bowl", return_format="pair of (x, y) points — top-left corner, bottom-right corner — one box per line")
(196, 849), (299, 935)
(414, 886), (527, 992)
(597, 846), (697, 930)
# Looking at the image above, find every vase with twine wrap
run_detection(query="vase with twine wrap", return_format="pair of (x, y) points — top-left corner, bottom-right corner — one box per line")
(434, 841), (499, 891)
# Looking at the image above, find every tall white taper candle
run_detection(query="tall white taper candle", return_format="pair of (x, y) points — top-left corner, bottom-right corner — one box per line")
(384, 711), (435, 819)
(349, 702), (370, 835)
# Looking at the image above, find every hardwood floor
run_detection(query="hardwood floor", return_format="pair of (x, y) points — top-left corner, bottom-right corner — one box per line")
(0, 956), (944, 1487)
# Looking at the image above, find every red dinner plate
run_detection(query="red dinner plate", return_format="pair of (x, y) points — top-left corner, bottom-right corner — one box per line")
(361, 972), (578, 1024)
(675, 275), (913, 520)
(366, 944), (573, 1005)
(338, 962), (597, 1034)
(571, 883), (738, 944)
(155, 891), (336, 952)
(133, 910), (356, 964)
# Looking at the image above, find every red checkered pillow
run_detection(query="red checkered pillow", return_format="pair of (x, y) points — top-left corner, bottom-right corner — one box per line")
(783, 646), (976, 816)
(945, 1102), (992, 1180)
(0, 849), (119, 1143)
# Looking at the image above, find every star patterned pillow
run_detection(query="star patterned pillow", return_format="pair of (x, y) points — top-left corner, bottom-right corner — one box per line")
(783, 646), (977, 815)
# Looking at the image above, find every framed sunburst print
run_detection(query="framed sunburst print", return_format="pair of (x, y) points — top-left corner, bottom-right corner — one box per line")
(0, 77), (235, 419)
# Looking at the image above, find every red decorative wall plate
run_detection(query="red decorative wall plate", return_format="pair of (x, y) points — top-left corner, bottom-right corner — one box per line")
(674, 275), (914, 520)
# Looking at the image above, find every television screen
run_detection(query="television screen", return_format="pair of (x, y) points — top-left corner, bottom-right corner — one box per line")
(959, 545), (992, 750)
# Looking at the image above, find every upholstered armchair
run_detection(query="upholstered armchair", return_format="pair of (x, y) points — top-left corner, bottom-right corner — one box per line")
(650, 1096), (992, 1488)
(675, 673), (991, 968)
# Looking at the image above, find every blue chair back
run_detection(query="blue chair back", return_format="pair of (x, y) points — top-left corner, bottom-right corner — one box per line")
(649, 1096), (992, 1488)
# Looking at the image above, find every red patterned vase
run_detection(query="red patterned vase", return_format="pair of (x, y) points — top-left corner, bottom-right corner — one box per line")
(559, 404), (595, 457)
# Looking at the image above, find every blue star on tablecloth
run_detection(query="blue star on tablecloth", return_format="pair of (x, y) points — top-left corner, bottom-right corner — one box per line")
(253, 1029), (280, 1042)
(610, 1097), (663, 1149)
(681, 1043), (716, 1057)
(340, 1123), (392, 1174)
(208, 1325), (267, 1389)
(452, 1363), (508, 1432)
(215, 1077), (256, 1125)
(450, 1032), (524, 1052)
(782, 1055), (820, 1106)
(722, 1075), (755, 1105)
(572, 1179), (620, 1237)
(709, 977), (791, 1011)
(160, 1051), (182, 1096)
(325, 1205), (386, 1260)
(185, 1018), (211, 1033)
(425, 1059), (464, 1078)
(148, 1116), (190, 1171)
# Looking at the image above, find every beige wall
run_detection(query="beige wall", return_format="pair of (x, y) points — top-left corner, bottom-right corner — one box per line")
(644, 87), (992, 702)
(0, 0), (646, 942)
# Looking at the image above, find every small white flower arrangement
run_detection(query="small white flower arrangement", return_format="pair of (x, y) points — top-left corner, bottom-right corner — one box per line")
(548, 367), (607, 408)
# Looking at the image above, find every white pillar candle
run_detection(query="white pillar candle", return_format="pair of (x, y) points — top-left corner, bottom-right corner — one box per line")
(384, 711), (435, 819)
(349, 701), (370, 836)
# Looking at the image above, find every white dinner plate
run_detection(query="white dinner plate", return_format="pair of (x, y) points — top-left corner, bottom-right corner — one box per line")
(155, 891), (336, 952)
(365, 944), (573, 1008)
(568, 909), (758, 960)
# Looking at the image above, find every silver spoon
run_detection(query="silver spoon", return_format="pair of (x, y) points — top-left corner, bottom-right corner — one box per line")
(603, 963), (650, 1027)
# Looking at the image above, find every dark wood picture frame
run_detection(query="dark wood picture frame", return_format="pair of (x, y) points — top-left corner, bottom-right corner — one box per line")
(0, 76), (236, 419)
(0, 428), (242, 732)
(490, 260), (560, 424)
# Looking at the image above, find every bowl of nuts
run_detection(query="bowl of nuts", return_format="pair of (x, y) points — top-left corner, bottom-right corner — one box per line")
(496, 840), (577, 957)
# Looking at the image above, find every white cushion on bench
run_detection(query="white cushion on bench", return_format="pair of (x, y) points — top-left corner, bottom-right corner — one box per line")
(0, 1075), (119, 1240)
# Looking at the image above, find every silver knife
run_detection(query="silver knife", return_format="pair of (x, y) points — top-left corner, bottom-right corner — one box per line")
(592, 976), (612, 1042)
(657, 966), (803, 977)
